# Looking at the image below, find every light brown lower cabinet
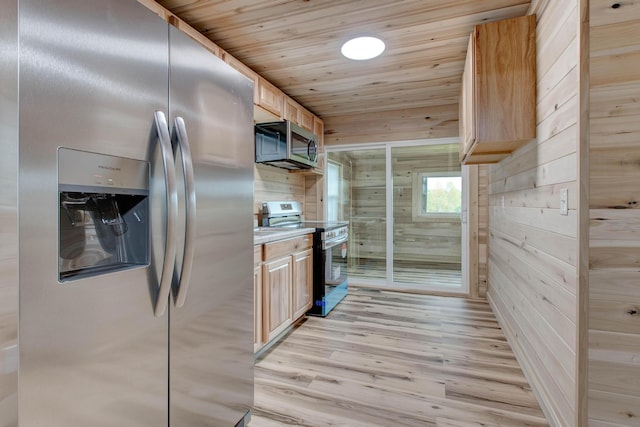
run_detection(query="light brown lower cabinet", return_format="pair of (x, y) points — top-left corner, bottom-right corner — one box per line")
(256, 234), (313, 352)
(292, 248), (313, 319)
(262, 256), (293, 343)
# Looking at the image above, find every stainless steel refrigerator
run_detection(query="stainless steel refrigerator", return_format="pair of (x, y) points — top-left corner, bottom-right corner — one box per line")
(5, 0), (255, 425)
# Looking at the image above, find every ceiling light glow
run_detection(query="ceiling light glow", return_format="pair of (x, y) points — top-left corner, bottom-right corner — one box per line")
(341, 36), (385, 60)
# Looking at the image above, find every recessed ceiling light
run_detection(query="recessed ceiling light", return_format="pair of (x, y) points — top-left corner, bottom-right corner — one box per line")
(341, 36), (385, 60)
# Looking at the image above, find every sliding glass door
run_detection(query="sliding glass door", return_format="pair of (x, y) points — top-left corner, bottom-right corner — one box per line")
(326, 139), (466, 293)
(330, 149), (387, 281)
(391, 144), (462, 290)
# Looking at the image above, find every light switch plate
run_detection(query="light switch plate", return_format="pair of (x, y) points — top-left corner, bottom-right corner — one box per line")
(560, 188), (568, 216)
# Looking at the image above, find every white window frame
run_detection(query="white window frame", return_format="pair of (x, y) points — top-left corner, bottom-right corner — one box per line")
(411, 170), (462, 222)
(326, 160), (343, 222)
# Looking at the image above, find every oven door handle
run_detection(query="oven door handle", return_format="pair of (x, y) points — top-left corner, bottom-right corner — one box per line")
(323, 234), (348, 250)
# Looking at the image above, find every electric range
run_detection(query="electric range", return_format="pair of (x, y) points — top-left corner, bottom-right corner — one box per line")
(261, 201), (349, 316)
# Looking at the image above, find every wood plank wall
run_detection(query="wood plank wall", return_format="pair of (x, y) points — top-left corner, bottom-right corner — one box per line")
(588, 0), (640, 424)
(303, 175), (323, 221)
(347, 150), (387, 263)
(253, 163), (306, 223)
(0, 0), (18, 423)
(323, 105), (459, 146)
(486, 0), (581, 425)
(466, 164), (490, 299)
(478, 164), (489, 298)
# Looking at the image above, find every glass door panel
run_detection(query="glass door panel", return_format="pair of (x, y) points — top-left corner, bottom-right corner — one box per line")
(327, 149), (386, 281)
(391, 144), (462, 290)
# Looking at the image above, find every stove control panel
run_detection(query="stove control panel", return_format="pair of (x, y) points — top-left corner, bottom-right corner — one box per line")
(323, 226), (348, 241)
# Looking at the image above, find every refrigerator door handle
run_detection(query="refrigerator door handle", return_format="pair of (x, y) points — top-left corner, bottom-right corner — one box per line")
(153, 110), (178, 317)
(171, 116), (196, 308)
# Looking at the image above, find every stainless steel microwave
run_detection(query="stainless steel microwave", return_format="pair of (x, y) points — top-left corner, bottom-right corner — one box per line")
(255, 120), (318, 169)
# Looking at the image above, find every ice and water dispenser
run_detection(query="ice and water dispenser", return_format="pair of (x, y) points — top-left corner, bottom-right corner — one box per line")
(58, 148), (149, 281)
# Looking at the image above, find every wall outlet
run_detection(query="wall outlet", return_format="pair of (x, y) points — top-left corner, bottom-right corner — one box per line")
(560, 188), (568, 216)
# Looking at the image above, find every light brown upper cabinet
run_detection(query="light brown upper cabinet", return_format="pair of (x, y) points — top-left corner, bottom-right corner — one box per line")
(257, 76), (284, 118)
(313, 116), (324, 152)
(284, 97), (315, 132)
(459, 14), (536, 164)
(299, 109), (314, 132)
(283, 97), (301, 125)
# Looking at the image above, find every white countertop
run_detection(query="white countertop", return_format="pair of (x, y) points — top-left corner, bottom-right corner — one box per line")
(253, 227), (316, 245)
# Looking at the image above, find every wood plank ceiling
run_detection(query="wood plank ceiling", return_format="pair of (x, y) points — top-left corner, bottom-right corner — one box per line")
(156, 0), (532, 144)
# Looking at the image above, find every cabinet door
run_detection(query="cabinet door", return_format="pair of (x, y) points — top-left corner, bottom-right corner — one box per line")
(313, 116), (324, 154)
(262, 256), (292, 342)
(299, 108), (314, 132)
(459, 33), (476, 162)
(292, 248), (313, 319)
(253, 263), (263, 352)
(283, 97), (301, 125)
(257, 77), (284, 117)
(460, 15), (536, 164)
(284, 98), (314, 132)
(475, 15), (536, 144)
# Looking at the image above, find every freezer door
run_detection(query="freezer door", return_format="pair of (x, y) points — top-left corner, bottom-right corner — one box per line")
(18, 1), (170, 426)
(0, 0), (18, 424)
(168, 26), (255, 426)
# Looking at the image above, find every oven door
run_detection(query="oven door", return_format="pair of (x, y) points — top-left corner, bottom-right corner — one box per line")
(324, 234), (348, 286)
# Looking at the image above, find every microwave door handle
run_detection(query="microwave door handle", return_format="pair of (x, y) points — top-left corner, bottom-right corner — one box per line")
(286, 134), (293, 159)
(171, 116), (196, 309)
(308, 139), (318, 162)
(153, 111), (178, 317)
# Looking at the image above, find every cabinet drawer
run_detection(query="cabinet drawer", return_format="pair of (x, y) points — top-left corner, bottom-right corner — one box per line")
(264, 234), (312, 261)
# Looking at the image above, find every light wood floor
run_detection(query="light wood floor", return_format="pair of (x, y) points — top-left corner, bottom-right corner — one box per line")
(250, 287), (548, 427)
(350, 259), (462, 288)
